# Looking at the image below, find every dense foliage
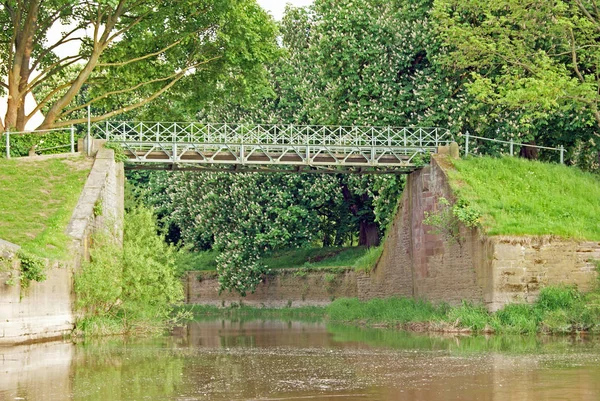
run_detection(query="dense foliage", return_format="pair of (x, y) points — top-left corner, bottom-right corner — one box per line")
(433, 0), (600, 170)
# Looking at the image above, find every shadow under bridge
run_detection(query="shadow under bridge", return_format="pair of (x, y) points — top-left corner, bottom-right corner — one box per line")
(98, 122), (454, 174)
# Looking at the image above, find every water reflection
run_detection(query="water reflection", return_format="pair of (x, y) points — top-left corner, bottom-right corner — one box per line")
(1, 321), (599, 400)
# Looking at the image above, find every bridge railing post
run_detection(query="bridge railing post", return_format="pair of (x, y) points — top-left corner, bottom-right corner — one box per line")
(86, 105), (92, 156)
(5, 129), (10, 159)
(70, 125), (75, 153)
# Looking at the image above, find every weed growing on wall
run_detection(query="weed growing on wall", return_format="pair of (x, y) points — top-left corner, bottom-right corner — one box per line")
(17, 250), (47, 290)
(103, 143), (129, 163)
(74, 207), (184, 336)
(352, 246), (383, 273)
(3, 250), (47, 290)
(423, 197), (481, 245)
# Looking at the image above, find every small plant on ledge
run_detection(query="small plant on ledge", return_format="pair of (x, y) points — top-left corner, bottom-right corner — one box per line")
(423, 197), (482, 246)
(4, 250), (47, 290)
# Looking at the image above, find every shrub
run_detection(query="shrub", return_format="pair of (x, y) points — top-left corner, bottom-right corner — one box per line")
(74, 207), (184, 336)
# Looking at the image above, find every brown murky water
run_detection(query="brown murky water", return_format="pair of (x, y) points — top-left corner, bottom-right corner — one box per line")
(2, 320), (600, 400)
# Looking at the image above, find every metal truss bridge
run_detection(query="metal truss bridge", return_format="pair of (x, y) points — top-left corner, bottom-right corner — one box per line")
(96, 122), (453, 174)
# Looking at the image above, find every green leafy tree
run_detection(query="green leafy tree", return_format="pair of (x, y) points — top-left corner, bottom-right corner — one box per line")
(0, 0), (278, 131)
(433, 0), (600, 166)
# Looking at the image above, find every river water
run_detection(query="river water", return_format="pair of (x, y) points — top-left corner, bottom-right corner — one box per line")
(2, 320), (600, 400)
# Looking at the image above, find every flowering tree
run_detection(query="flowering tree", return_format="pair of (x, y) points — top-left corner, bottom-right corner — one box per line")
(145, 171), (346, 294)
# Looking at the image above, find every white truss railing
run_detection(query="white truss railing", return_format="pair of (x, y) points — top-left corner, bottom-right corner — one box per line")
(96, 122), (453, 169)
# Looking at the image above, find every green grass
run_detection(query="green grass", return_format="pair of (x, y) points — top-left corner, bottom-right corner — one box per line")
(180, 246), (370, 272)
(327, 297), (447, 325)
(352, 245), (383, 272)
(0, 156), (91, 259)
(449, 156), (600, 240)
(326, 285), (600, 334)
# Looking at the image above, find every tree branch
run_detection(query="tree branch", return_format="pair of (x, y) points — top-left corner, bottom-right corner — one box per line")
(575, 0), (600, 31)
(569, 28), (586, 83)
(48, 70), (192, 128)
(97, 34), (190, 68)
(64, 57), (220, 115)
(25, 55), (84, 93)
(105, 11), (150, 45)
(30, 26), (83, 72)
(26, 81), (75, 119)
(35, 2), (74, 36)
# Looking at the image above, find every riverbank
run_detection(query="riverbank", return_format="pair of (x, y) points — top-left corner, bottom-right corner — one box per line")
(184, 283), (600, 335)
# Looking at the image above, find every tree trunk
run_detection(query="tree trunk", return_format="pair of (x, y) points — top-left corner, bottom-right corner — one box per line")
(519, 140), (539, 160)
(359, 220), (380, 247)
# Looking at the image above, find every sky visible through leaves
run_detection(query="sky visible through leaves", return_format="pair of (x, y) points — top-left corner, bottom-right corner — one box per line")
(258, 0), (314, 20)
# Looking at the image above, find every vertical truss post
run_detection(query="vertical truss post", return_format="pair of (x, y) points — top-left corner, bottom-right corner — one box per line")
(371, 127), (375, 165)
(305, 128), (310, 164)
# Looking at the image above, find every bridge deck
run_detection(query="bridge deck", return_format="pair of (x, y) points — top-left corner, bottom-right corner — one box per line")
(96, 122), (452, 173)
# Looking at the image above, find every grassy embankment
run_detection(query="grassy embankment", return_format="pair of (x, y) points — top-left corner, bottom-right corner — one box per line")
(449, 156), (600, 240)
(179, 246), (372, 273)
(0, 156), (91, 259)
(187, 157), (600, 334)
